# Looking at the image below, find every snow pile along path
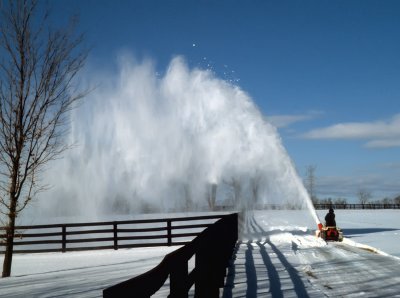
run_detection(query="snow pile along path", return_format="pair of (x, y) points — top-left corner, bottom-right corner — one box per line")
(223, 211), (400, 297)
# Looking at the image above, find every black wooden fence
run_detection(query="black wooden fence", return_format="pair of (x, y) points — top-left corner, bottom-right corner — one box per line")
(0, 214), (229, 254)
(103, 213), (238, 298)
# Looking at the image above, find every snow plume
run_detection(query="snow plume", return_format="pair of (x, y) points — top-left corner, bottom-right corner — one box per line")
(29, 56), (318, 223)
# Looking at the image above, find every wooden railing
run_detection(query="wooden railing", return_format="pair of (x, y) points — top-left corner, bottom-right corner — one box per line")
(0, 214), (229, 254)
(103, 213), (238, 298)
(314, 203), (400, 210)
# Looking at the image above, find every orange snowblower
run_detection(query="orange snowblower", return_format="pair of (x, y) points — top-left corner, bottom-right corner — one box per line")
(317, 223), (343, 241)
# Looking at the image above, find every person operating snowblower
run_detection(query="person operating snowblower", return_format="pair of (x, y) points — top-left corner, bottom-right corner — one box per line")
(325, 208), (336, 227)
(319, 207), (343, 241)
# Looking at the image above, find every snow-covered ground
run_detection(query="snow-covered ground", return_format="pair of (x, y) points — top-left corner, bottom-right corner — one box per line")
(322, 209), (400, 258)
(0, 247), (178, 298)
(225, 209), (400, 297)
(1, 209), (400, 297)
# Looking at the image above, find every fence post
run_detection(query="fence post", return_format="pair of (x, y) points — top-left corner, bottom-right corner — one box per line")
(62, 225), (66, 253)
(195, 227), (220, 298)
(102, 213), (239, 297)
(170, 260), (188, 297)
(113, 222), (118, 250)
(167, 220), (172, 246)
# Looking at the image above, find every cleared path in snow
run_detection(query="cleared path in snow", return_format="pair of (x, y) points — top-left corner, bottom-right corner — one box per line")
(222, 211), (400, 297)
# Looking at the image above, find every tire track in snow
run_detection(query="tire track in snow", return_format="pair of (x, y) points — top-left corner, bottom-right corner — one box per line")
(294, 236), (400, 296)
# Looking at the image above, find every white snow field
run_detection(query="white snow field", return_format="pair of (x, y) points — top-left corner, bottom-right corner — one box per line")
(0, 209), (400, 297)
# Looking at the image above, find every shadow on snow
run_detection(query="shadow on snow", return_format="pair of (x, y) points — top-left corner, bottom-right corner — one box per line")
(222, 214), (310, 298)
(342, 228), (399, 238)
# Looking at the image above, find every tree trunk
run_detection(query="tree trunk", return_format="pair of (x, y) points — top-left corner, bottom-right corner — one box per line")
(2, 166), (18, 278)
(2, 197), (17, 277)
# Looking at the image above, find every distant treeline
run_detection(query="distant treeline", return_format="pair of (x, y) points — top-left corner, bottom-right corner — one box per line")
(215, 203), (400, 210)
(314, 203), (400, 210)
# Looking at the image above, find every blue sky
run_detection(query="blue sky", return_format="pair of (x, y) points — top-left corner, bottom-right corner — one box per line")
(52, 0), (400, 202)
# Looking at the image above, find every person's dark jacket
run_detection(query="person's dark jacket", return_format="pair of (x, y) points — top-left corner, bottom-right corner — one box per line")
(325, 209), (336, 226)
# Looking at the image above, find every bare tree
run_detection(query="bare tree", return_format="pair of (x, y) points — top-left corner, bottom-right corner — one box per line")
(250, 171), (262, 208)
(0, 0), (87, 277)
(183, 183), (193, 211)
(333, 197), (347, 208)
(305, 165), (318, 204)
(319, 197), (333, 206)
(223, 177), (242, 208)
(381, 197), (393, 206)
(357, 189), (372, 205)
(207, 183), (217, 211)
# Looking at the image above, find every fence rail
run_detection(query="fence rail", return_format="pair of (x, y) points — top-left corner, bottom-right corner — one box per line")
(314, 203), (400, 210)
(0, 214), (228, 254)
(103, 213), (238, 298)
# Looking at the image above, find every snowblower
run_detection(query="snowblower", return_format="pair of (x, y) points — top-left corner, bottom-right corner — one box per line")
(317, 223), (343, 242)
